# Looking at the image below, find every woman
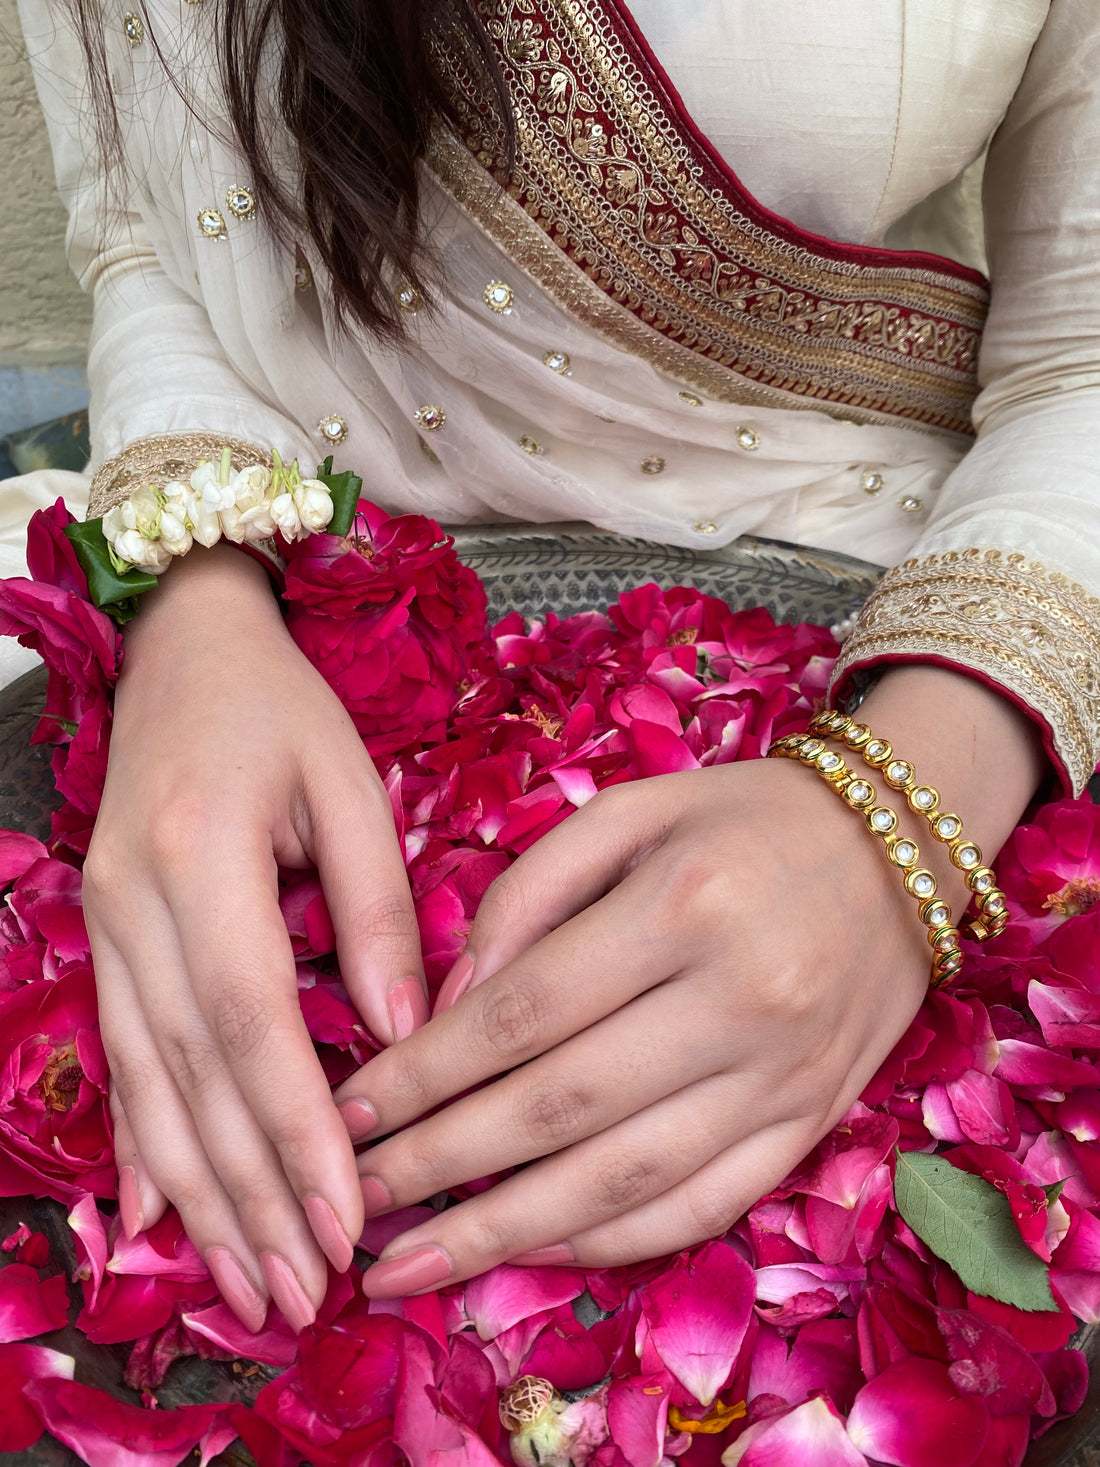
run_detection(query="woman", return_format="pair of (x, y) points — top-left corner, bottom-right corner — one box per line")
(9, 0), (1097, 1336)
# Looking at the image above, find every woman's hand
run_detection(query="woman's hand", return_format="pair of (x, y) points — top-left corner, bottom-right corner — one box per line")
(333, 665), (1047, 1294)
(84, 544), (427, 1332)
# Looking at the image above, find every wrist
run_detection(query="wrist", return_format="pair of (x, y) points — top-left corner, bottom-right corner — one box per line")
(121, 542), (287, 664)
(855, 663), (1047, 863)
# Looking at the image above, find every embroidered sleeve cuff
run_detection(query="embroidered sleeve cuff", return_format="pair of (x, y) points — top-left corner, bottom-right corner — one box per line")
(828, 548), (1100, 797)
(88, 432), (284, 574)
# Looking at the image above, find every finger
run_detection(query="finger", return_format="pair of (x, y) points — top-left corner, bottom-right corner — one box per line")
(167, 851), (364, 1281)
(91, 933), (271, 1333)
(538, 1119), (820, 1268)
(306, 763), (427, 1048)
(355, 979), (740, 1212)
(334, 863), (678, 1132)
(358, 1073), (784, 1295)
(108, 1080), (168, 1239)
(437, 784), (655, 1009)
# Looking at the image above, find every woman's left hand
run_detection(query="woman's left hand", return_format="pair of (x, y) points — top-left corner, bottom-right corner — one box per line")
(332, 666), (1047, 1295)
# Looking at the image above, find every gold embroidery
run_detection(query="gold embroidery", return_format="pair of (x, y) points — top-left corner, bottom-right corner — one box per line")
(87, 433), (272, 519)
(428, 1), (989, 438)
(830, 550), (1100, 795)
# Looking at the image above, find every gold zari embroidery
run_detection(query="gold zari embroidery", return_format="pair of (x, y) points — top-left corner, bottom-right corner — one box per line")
(830, 550), (1100, 795)
(429, 0), (989, 438)
(87, 433), (273, 520)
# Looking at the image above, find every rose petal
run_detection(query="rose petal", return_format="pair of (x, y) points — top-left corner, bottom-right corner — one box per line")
(23, 1378), (236, 1467)
(846, 1358), (989, 1467)
(0, 1264), (68, 1341)
(464, 1263), (583, 1340)
(641, 1241), (755, 1407)
(724, 1397), (869, 1467)
(0, 1342), (74, 1452)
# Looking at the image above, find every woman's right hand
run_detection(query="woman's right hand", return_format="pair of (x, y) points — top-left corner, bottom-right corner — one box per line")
(82, 543), (427, 1333)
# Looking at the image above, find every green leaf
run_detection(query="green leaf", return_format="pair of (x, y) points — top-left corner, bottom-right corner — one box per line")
(315, 463), (362, 540)
(1044, 1180), (1067, 1207)
(893, 1148), (1056, 1312)
(65, 519), (159, 613)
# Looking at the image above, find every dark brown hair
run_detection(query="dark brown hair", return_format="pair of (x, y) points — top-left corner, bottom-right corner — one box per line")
(67, 0), (511, 339)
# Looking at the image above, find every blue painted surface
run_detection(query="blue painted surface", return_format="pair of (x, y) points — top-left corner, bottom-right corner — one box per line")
(0, 366), (89, 440)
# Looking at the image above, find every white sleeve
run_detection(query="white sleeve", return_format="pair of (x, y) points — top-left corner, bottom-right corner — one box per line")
(14, 0), (314, 514)
(832, 0), (1100, 794)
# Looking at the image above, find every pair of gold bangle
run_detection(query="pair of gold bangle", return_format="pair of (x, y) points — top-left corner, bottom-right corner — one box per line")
(767, 710), (1008, 989)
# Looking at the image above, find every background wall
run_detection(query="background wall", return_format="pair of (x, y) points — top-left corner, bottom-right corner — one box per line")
(0, 0), (91, 438)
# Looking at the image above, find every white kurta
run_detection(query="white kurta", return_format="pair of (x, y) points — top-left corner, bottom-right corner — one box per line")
(6, 0), (1100, 786)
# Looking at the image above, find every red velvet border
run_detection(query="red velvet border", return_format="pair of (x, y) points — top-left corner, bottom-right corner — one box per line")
(607, 0), (990, 289)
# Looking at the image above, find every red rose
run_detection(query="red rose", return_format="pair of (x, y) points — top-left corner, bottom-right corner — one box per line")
(0, 964), (114, 1202)
(283, 501), (492, 757)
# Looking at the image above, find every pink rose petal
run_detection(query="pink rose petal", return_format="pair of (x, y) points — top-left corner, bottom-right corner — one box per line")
(728, 1397), (869, 1466)
(464, 1263), (583, 1340)
(0, 1342), (74, 1452)
(846, 1357), (990, 1467)
(0, 1263), (69, 1341)
(641, 1241), (755, 1406)
(23, 1378), (237, 1467)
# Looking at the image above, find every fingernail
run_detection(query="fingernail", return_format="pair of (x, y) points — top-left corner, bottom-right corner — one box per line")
(387, 976), (430, 1043)
(337, 1098), (379, 1142)
(507, 1243), (576, 1267)
(118, 1165), (144, 1241)
(207, 1247), (267, 1334)
(434, 951), (475, 1014)
(260, 1252), (317, 1334)
(363, 1244), (452, 1297)
(303, 1195), (355, 1273)
(359, 1174), (392, 1218)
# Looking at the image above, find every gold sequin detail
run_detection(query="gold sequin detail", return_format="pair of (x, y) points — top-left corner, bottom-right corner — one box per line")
(318, 415), (348, 445)
(641, 456), (665, 474)
(225, 186), (256, 220)
(123, 12), (144, 44)
(396, 285), (423, 313)
(898, 495), (923, 513)
(694, 521), (719, 535)
(678, 391), (703, 407)
(830, 548), (1100, 796)
(861, 472), (884, 495)
(483, 282), (515, 313)
(87, 433), (271, 520)
(518, 435), (544, 455)
(415, 405), (446, 431)
(736, 427), (760, 452)
(294, 258), (313, 291)
(197, 208), (227, 240)
(542, 350), (571, 374)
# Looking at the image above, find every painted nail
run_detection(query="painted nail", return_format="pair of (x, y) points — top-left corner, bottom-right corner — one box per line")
(303, 1195), (355, 1273)
(118, 1165), (144, 1241)
(207, 1247), (267, 1334)
(359, 1174), (392, 1218)
(433, 951), (475, 1014)
(260, 1252), (317, 1334)
(363, 1245), (452, 1297)
(507, 1243), (576, 1267)
(387, 976), (430, 1043)
(337, 1098), (379, 1142)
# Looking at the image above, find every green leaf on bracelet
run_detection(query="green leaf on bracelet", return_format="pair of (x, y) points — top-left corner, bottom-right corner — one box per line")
(315, 457), (362, 540)
(65, 519), (159, 622)
(894, 1148), (1056, 1312)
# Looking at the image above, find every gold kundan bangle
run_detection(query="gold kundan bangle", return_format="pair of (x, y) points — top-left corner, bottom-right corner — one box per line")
(807, 710), (1009, 942)
(767, 733), (963, 987)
